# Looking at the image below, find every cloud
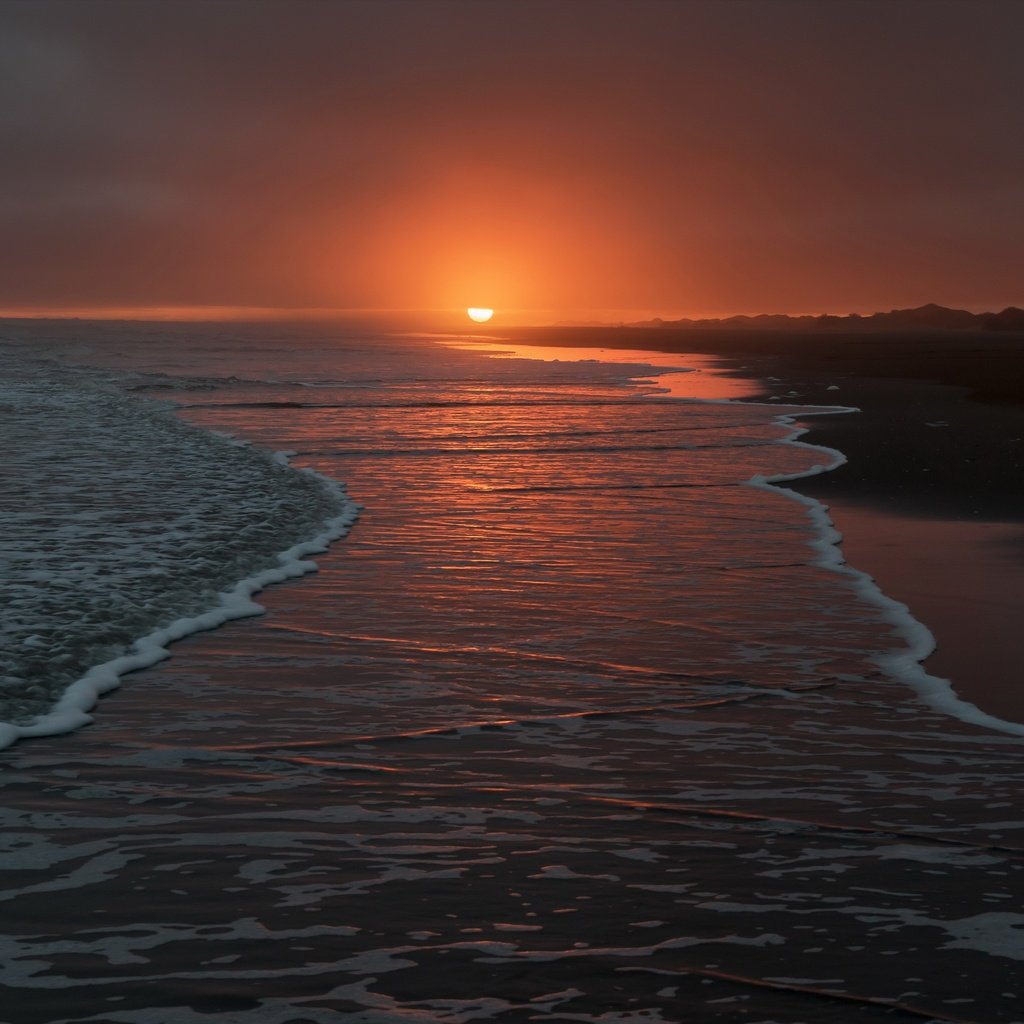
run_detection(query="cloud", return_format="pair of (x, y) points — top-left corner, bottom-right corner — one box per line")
(0, 0), (1022, 312)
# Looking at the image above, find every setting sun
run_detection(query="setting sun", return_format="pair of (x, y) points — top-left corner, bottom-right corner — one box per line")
(466, 307), (494, 323)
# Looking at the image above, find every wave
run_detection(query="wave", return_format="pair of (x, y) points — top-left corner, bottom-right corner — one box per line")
(0, 357), (359, 749)
(752, 411), (1024, 739)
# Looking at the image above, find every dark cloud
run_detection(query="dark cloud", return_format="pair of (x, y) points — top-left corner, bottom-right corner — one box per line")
(1, 0), (1021, 313)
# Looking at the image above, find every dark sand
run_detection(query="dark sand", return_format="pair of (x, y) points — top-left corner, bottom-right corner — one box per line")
(485, 327), (1024, 723)
(492, 328), (1024, 520)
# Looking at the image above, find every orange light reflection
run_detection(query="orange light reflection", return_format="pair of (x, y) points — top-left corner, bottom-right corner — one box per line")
(447, 341), (763, 400)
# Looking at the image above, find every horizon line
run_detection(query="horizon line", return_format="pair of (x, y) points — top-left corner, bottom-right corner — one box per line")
(0, 301), (1019, 325)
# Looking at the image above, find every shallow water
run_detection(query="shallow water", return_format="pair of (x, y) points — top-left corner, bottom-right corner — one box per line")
(0, 355), (348, 729)
(1, 319), (1022, 1023)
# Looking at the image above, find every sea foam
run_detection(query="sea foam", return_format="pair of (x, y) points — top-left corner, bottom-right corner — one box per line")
(752, 411), (1024, 739)
(0, 354), (358, 748)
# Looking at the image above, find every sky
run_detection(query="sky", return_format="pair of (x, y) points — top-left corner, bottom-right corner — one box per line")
(1, 0), (1022, 320)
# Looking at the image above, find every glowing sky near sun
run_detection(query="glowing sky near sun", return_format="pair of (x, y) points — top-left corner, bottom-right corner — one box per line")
(0, 0), (1021, 317)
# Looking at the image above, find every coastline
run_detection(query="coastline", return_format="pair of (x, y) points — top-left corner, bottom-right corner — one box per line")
(473, 326), (1024, 726)
(490, 326), (1024, 521)
(2, 322), (1023, 1022)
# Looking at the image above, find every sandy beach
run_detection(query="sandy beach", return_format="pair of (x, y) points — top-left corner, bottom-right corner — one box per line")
(492, 328), (1024, 517)
(488, 326), (1024, 725)
(2, 320), (1023, 1024)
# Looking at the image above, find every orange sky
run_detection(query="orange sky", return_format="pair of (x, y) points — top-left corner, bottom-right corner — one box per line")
(1, 0), (1022, 320)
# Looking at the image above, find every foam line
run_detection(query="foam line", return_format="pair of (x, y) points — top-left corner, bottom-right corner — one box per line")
(751, 410), (1024, 739)
(471, 341), (1023, 740)
(0, 459), (359, 752)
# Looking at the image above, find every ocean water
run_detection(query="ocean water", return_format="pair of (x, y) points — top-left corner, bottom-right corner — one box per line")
(0, 353), (356, 737)
(1, 319), (1022, 1023)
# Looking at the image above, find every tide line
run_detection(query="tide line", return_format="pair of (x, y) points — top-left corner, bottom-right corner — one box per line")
(0, 457), (359, 752)
(753, 408), (1024, 740)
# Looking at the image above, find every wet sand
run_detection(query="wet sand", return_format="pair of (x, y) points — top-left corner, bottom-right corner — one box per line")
(3, 323), (1024, 1023)
(489, 327), (1024, 520)
(820, 505), (1024, 721)
(484, 326), (1024, 726)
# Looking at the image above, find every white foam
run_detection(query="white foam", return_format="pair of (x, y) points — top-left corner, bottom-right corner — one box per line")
(0, 455), (358, 752)
(461, 332), (1024, 740)
(749, 410), (1024, 740)
(8, 330), (1018, 751)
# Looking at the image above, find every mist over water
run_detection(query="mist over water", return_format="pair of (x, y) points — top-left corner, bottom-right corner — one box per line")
(1, 319), (1022, 1023)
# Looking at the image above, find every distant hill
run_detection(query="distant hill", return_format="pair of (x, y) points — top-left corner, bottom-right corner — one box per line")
(557, 304), (1024, 331)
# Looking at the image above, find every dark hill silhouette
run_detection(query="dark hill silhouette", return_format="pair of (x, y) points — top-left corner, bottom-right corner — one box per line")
(556, 304), (1024, 331)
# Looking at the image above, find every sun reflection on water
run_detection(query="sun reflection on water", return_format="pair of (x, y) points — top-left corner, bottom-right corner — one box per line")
(444, 341), (763, 400)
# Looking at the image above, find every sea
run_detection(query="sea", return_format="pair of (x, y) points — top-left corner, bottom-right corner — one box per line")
(1, 319), (1022, 1023)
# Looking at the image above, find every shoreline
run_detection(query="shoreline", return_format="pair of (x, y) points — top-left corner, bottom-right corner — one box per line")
(466, 327), (1024, 727)
(3, 322), (1023, 1022)
(487, 326), (1024, 521)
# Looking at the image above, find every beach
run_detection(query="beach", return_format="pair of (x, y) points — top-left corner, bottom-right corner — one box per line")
(1, 319), (1023, 1023)
(4, 0), (1023, 1018)
(495, 327), (1024, 513)
(493, 326), (1024, 725)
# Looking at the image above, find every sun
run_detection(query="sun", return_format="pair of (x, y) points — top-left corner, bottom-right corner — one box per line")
(466, 307), (494, 323)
